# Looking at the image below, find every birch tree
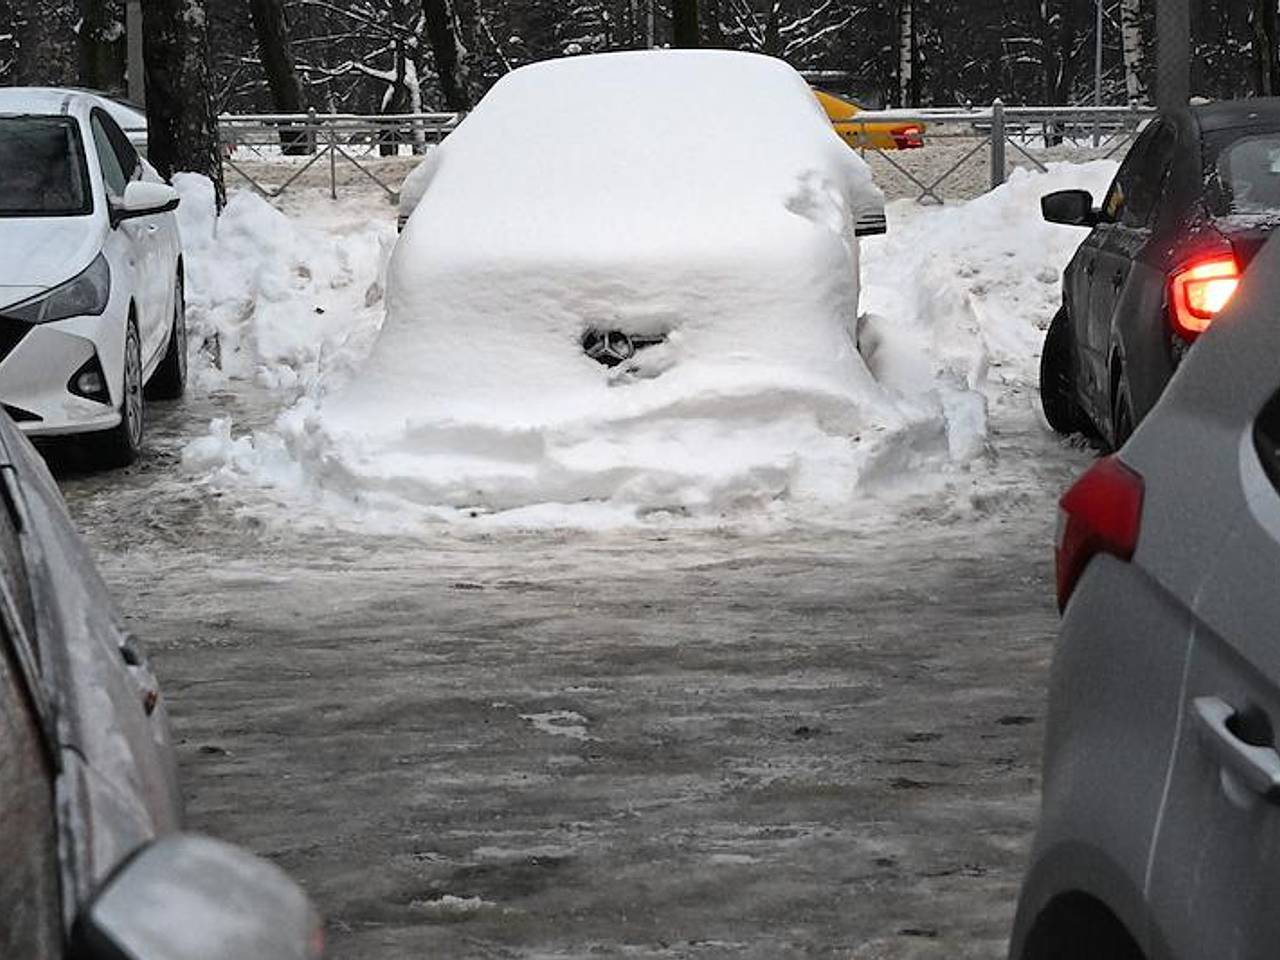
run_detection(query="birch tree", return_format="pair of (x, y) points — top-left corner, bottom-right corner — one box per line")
(1120, 0), (1146, 103)
(898, 0), (915, 107)
(141, 0), (225, 207)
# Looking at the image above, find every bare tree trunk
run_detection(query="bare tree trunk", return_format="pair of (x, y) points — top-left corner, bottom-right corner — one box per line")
(248, 0), (308, 153)
(422, 0), (471, 112)
(1120, 0), (1146, 103)
(141, 0), (225, 208)
(1254, 0), (1279, 97)
(672, 0), (699, 48)
(898, 0), (915, 107)
(700, 0), (724, 48)
(79, 0), (127, 93)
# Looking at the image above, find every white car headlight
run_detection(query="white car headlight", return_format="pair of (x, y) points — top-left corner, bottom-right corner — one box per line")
(3, 254), (111, 324)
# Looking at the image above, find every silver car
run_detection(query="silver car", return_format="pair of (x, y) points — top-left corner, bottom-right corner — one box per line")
(0, 412), (323, 960)
(1011, 234), (1280, 958)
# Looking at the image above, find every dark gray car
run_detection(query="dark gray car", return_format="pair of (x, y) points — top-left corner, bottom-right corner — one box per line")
(0, 412), (323, 960)
(1011, 234), (1280, 959)
(1040, 98), (1280, 449)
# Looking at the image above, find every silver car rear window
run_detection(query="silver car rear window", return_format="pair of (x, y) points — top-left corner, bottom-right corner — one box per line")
(0, 116), (93, 218)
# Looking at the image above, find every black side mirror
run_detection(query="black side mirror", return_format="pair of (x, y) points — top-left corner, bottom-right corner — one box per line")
(70, 834), (324, 960)
(1041, 189), (1099, 227)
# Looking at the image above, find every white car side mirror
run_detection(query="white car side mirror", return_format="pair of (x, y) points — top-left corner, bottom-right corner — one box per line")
(70, 833), (325, 960)
(112, 180), (180, 226)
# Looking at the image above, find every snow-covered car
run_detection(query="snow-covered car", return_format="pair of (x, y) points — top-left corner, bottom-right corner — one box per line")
(311, 50), (892, 518)
(0, 87), (187, 468)
(0, 411), (323, 960)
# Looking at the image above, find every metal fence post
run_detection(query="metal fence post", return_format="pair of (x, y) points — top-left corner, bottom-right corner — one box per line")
(990, 98), (1007, 190)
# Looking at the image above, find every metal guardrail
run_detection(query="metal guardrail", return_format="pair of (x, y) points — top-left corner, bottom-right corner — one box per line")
(843, 101), (1156, 203)
(216, 109), (463, 201)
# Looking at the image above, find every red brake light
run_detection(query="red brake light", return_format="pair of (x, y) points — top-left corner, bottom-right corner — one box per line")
(1055, 456), (1145, 611)
(1169, 254), (1240, 340)
(891, 125), (924, 149)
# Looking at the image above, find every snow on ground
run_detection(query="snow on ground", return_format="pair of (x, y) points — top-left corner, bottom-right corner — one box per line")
(177, 142), (1117, 529)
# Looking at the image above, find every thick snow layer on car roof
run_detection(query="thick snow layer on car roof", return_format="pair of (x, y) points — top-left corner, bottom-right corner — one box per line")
(398, 49), (881, 258)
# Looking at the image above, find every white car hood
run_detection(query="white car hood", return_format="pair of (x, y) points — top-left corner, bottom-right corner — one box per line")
(0, 216), (104, 309)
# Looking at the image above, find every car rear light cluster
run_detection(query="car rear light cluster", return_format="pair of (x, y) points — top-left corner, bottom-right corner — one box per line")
(891, 126), (924, 149)
(1169, 253), (1240, 340)
(1055, 456), (1145, 611)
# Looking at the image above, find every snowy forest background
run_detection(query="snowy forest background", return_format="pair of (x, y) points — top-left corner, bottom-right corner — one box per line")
(0, 1), (1278, 117)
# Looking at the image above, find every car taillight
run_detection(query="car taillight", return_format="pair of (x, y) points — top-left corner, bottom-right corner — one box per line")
(892, 125), (924, 149)
(1055, 456), (1145, 611)
(1169, 253), (1240, 340)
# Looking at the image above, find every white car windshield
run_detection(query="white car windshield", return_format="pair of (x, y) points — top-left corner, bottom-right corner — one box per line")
(0, 116), (93, 218)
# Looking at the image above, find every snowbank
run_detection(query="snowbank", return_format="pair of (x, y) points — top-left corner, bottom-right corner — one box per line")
(172, 172), (393, 395)
(860, 161), (1119, 398)
(178, 89), (1119, 529)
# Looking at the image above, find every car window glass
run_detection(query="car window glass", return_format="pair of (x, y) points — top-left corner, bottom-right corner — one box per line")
(0, 581), (61, 960)
(91, 113), (128, 198)
(0, 116), (93, 217)
(1123, 123), (1177, 227)
(1103, 121), (1164, 227)
(1102, 127), (1150, 222)
(1208, 130), (1280, 215)
(96, 110), (140, 183)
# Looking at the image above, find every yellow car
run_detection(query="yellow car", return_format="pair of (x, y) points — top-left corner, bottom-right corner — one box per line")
(813, 89), (926, 151)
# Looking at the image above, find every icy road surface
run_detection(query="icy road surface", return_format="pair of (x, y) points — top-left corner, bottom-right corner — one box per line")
(55, 167), (1112, 956)
(58, 387), (1090, 959)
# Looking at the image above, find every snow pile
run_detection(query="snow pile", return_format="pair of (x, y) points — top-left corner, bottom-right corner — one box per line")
(178, 60), (1120, 529)
(192, 50), (966, 525)
(860, 161), (1118, 398)
(172, 173), (393, 395)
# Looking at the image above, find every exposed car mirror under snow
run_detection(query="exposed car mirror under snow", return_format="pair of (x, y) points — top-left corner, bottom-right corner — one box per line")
(113, 180), (180, 226)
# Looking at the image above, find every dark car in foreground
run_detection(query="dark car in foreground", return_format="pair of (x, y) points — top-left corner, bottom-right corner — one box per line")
(1011, 235), (1280, 959)
(1039, 98), (1280, 448)
(0, 412), (322, 959)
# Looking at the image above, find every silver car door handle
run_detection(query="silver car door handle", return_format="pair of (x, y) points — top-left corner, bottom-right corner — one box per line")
(1193, 696), (1280, 801)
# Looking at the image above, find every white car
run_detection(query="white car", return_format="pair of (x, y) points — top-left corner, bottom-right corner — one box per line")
(0, 88), (186, 467)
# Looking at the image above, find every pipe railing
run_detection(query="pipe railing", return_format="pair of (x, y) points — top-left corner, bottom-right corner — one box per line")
(197, 102), (1151, 203)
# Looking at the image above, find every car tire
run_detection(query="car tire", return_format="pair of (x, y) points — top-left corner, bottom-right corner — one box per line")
(92, 319), (144, 469)
(1040, 307), (1086, 435)
(1112, 372), (1136, 450)
(146, 274), (187, 401)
